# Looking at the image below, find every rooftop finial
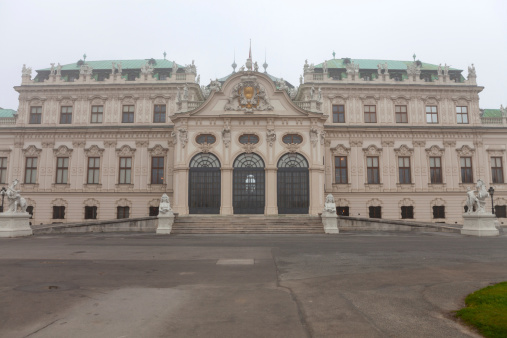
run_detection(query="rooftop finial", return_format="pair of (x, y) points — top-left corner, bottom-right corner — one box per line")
(163, 51), (167, 60)
(232, 49), (237, 73)
(83, 53), (87, 63)
(332, 51), (336, 59)
(263, 50), (268, 73)
(412, 53), (416, 61)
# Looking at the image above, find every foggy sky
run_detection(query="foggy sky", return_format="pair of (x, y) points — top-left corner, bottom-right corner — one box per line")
(0, 0), (506, 110)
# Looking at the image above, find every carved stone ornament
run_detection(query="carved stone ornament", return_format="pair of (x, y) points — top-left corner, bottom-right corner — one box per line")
(394, 145), (414, 156)
(104, 141), (117, 148)
(83, 198), (99, 207)
(72, 141), (86, 148)
(284, 143), (301, 153)
(456, 145), (475, 157)
(116, 145), (136, 157)
(241, 143), (257, 153)
(425, 145), (445, 157)
(310, 128), (319, 147)
(222, 127), (231, 148)
(148, 144), (169, 156)
(406, 62), (421, 79)
(41, 142), (55, 149)
(224, 75), (273, 113)
(84, 145), (105, 157)
(266, 129), (276, 147)
(22, 145), (42, 157)
(53, 145), (73, 158)
(178, 129), (188, 148)
(332, 144), (350, 156)
(4, 179), (28, 214)
(170, 131), (177, 145)
(362, 145), (382, 156)
(350, 140), (363, 147)
(486, 148), (505, 157)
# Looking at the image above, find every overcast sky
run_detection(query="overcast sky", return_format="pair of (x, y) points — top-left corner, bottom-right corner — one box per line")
(1, 0), (506, 110)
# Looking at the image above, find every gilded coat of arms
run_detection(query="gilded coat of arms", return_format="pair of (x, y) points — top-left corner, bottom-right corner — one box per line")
(224, 76), (273, 113)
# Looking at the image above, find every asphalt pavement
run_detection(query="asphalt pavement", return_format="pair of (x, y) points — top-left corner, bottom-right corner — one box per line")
(1, 231), (506, 337)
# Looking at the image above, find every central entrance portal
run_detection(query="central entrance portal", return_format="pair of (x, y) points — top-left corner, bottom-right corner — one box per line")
(233, 153), (265, 214)
(277, 153), (309, 214)
(189, 153), (221, 214)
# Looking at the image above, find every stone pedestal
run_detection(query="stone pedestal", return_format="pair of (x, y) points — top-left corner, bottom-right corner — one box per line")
(322, 213), (339, 234)
(156, 213), (174, 234)
(461, 213), (499, 237)
(0, 213), (33, 238)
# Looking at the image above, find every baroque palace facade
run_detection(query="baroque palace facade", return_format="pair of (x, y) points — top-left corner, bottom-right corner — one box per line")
(1, 54), (506, 225)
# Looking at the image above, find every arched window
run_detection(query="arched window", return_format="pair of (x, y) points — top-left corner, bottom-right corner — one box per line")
(190, 153), (220, 167)
(282, 134), (303, 144)
(277, 153), (308, 168)
(196, 134), (216, 145)
(239, 134), (259, 144)
(233, 153), (264, 168)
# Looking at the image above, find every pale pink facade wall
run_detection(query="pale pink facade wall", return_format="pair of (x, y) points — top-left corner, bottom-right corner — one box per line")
(0, 68), (505, 226)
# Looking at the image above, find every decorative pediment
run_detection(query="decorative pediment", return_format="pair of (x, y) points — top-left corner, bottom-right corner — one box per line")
(332, 144), (351, 156)
(51, 198), (68, 207)
(53, 145), (73, 157)
(83, 198), (99, 207)
(366, 198), (382, 207)
(224, 75), (273, 113)
(148, 144), (169, 156)
(456, 145), (475, 156)
(398, 198), (414, 207)
(394, 145), (414, 156)
(85, 145), (104, 157)
(486, 148), (505, 157)
(425, 145), (445, 157)
(115, 198), (132, 207)
(22, 145), (42, 157)
(421, 96), (439, 105)
(116, 145), (136, 157)
(362, 144), (382, 156)
(119, 95), (138, 104)
(359, 95), (379, 105)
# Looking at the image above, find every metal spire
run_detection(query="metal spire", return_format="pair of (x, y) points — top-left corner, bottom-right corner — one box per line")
(163, 51), (167, 60)
(232, 49), (237, 73)
(263, 50), (268, 73)
(413, 53), (416, 61)
(332, 51), (336, 59)
(83, 53), (87, 63)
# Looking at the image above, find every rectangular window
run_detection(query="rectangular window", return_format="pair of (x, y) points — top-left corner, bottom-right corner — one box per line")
(85, 206), (97, 220)
(149, 206), (159, 216)
(87, 157), (100, 184)
(26, 205), (34, 219)
(369, 206), (381, 219)
(91, 105), (103, 123)
(460, 157), (473, 183)
(52, 206), (65, 219)
(25, 157), (37, 184)
(29, 106), (42, 124)
(433, 206), (445, 219)
(364, 105), (377, 123)
(395, 105), (408, 123)
(332, 105), (345, 123)
(151, 157), (164, 184)
(55, 157), (69, 184)
(334, 156), (348, 184)
(117, 206), (130, 219)
(119, 157), (132, 184)
(456, 106), (469, 124)
(401, 206), (414, 219)
(367, 156), (380, 184)
(491, 157), (504, 184)
(336, 206), (349, 216)
(60, 106), (72, 124)
(398, 157), (411, 184)
(429, 157), (443, 184)
(153, 104), (166, 123)
(122, 105), (135, 123)
(495, 205), (506, 218)
(0, 157), (6, 184)
(426, 106), (438, 123)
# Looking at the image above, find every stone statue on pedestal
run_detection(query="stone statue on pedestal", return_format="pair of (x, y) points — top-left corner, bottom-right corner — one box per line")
(322, 194), (339, 234)
(461, 179), (498, 236)
(158, 194), (173, 215)
(323, 194), (337, 215)
(156, 193), (175, 234)
(5, 179), (27, 214)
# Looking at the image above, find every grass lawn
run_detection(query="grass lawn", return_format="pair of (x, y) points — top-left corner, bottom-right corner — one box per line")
(456, 282), (507, 338)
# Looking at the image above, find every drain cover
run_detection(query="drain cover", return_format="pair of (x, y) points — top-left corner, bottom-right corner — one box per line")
(14, 282), (79, 293)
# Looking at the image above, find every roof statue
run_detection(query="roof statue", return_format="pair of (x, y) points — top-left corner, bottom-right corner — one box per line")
(196, 74), (200, 84)
(209, 78), (221, 92)
(323, 60), (328, 73)
(56, 63), (62, 76)
(172, 61), (178, 74)
(437, 64), (442, 76)
(111, 62), (116, 75)
(468, 64), (476, 78)
(140, 61), (154, 76)
(406, 61), (421, 80)
(185, 60), (196, 74)
(22, 64), (32, 77)
(443, 63), (449, 76)
(377, 63), (382, 75)
(80, 64), (93, 76)
(383, 62), (389, 74)
(254, 61), (259, 72)
(50, 63), (55, 75)
(303, 59), (309, 73)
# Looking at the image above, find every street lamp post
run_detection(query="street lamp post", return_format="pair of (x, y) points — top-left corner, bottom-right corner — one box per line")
(0, 187), (6, 213)
(488, 186), (495, 215)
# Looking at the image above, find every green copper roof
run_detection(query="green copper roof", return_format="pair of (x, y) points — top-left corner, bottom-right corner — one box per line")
(38, 59), (181, 72)
(0, 108), (16, 117)
(482, 109), (503, 118)
(315, 58), (460, 71)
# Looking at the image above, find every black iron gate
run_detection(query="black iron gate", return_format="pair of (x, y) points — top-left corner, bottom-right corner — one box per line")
(277, 153), (309, 214)
(233, 153), (265, 214)
(188, 153), (221, 214)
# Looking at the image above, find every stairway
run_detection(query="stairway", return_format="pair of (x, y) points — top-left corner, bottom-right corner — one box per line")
(171, 215), (324, 234)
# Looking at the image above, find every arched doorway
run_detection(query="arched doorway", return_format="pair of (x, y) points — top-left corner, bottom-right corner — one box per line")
(188, 153), (221, 214)
(277, 153), (309, 214)
(233, 153), (265, 214)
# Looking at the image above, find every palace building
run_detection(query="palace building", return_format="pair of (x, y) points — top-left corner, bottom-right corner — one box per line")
(1, 53), (506, 226)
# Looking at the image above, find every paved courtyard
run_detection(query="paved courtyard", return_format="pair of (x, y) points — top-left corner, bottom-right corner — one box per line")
(1, 231), (506, 337)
